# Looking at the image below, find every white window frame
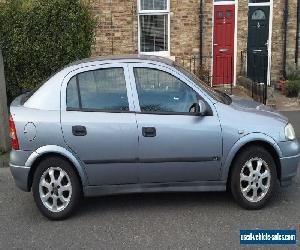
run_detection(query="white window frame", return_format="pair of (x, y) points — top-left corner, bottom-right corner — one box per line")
(138, 0), (170, 57)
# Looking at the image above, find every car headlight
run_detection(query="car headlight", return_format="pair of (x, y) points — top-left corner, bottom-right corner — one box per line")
(285, 123), (296, 141)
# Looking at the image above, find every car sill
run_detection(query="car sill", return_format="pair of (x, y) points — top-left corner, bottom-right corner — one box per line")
(84, 181), (226, 197)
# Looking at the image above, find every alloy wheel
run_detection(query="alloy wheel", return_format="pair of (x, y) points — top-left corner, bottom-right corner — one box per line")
(240, 157), (271, 203)
(39, 167), (72, 213)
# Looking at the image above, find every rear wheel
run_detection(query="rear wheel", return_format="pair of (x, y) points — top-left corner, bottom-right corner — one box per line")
(32, 157), (81, 220)
(230, 146), (277, 209)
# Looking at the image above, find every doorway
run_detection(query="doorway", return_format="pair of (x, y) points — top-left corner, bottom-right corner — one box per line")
(212, 4), (235, 85)
(247, 5), (270, 83)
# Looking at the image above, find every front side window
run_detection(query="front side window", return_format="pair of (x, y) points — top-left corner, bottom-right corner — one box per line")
(138, 0), (169, 55)
(134, 68), (198, 113)
(66, 68), (129, 112)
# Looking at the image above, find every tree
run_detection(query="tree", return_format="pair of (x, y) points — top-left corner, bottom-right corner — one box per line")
(0, 0), (96, 103)
(0, 50), (9, 152)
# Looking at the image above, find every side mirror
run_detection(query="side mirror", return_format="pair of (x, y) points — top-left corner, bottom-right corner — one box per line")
(197, 100), (208, 116)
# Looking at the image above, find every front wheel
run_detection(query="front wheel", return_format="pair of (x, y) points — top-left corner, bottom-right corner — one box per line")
(230, 146), (277, 209)
(32, 157), (81, 220)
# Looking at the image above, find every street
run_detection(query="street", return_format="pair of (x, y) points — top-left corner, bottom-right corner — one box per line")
(0, 111), (299, 249)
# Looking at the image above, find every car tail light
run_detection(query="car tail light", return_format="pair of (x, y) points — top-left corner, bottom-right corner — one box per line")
(9, 113), (19, 150)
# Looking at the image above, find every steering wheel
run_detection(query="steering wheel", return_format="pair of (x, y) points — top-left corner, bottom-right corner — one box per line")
(189, 103), (198, 113)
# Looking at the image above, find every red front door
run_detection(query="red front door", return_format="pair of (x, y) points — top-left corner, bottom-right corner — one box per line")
(213, 5), (235, 85)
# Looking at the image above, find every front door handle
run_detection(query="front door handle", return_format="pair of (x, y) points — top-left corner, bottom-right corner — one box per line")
(142, 127), (156, 137)
(72, 125), (87, 136)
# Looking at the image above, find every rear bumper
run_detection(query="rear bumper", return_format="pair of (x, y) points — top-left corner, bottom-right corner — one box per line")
(10, 164), (30, 192)
(9, 150), (33, 192)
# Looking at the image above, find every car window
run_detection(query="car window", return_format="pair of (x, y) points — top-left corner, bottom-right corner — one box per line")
(67, 76), (80, 109)
(174, 63), (231, 104)
(66, 68), (129, 111)
(134, 68), (198, 113)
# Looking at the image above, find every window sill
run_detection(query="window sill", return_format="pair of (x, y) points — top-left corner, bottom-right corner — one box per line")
(139, 52), (174, 60)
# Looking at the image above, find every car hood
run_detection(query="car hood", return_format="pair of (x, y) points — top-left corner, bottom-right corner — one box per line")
(230, 95), (288, 124)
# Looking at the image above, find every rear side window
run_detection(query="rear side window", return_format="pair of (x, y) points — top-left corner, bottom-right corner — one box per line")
(67, 77), (80, 109)
(66, 68), (129, 112)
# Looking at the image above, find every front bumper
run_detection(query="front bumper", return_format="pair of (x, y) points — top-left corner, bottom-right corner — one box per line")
(278, 140), (300, 187)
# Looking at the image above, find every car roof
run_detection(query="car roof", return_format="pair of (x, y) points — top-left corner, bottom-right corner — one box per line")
(67, 54), (176, 68)
(23, 55), (177, 111)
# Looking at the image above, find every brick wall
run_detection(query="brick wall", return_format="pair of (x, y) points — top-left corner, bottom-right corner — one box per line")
(170, 0), (200, 58)
(0, 0), (298, 83)
(90, 0), (137, 57)
(236, 1), (248, 76)
(90, 0), (203, 59)
(270, 0), (298, 82)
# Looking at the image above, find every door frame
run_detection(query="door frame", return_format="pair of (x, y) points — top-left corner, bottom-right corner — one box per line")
(211, 1), (238, 87)
(248, 1), (273, 86)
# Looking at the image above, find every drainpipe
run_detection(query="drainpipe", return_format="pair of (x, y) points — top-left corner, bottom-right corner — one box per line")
(296, 0), (300, 66)
(283, 0), (289, 79)
(199, 0), (203, 66)
(110, 0), (114, 55)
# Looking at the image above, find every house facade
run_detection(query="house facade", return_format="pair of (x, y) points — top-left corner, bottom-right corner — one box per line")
(90, 0), (299, 87)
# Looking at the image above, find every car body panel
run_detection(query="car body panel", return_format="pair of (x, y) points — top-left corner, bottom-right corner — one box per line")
(60, 64), (139, 185)
(61, 111), (139, 185)
(126, 63), (223, 183)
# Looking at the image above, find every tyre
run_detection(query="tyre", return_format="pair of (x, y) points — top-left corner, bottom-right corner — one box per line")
(230, 146), (277, 210)
(32, 157), (81, 220)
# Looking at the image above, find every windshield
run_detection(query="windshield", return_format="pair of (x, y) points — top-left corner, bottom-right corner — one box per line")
(174, 63), (232, 105)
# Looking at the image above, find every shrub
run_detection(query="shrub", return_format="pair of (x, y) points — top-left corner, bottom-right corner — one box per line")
(285, 80), (300, 98)
(286, 65), (300, 81)
(195, 65), (211, 85)
(0, 0), (96, 103)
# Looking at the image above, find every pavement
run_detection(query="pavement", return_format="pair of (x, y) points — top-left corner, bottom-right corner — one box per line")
(273, 90), (300, 112)
(0, 111), (299, 249)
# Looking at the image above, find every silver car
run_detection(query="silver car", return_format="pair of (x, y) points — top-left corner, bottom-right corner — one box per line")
(9, 55), (300, 220)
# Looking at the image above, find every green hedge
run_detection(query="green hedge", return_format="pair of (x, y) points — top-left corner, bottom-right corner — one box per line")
(285, 80), (300, 98)
(0, 0), (96, 102)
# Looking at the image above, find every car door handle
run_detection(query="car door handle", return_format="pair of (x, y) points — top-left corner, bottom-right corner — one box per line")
(142, 127), (156, 137)
(72, 126), (87, 136)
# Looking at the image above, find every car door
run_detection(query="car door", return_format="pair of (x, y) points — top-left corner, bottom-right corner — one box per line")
(128, 63), (223, 183)
(61, 64), (139, 185)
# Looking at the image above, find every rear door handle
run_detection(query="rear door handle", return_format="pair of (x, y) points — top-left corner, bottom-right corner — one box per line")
(142, 127), (156, 137)
(72, 126), (87, 136)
